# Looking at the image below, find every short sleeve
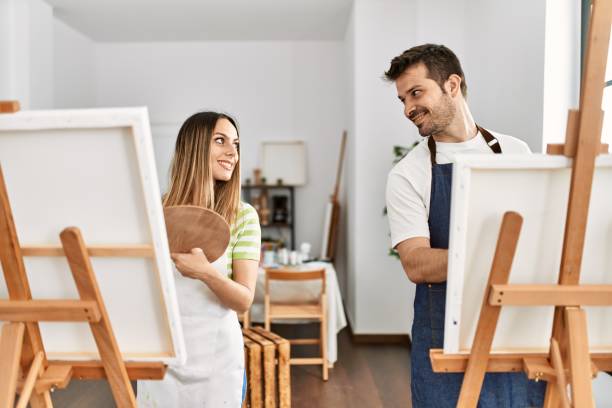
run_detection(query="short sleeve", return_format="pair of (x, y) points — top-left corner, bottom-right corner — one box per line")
(495, 132), (532, 154)
(518, 140), (532, 153)
(231, 203), (261, 261)
(386, 171), (430, 248)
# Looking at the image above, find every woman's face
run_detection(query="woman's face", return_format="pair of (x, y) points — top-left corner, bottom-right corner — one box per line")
(210, 118), (239, 182)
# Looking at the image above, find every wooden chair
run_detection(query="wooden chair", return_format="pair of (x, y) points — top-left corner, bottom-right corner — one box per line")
(264, 267), (328, 381)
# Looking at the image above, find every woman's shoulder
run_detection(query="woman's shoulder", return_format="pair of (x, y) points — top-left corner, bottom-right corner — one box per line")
(231, 202), (261, 241)
(235, 201), (260, 226)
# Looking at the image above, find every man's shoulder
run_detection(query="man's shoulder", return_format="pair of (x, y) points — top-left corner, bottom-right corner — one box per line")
(387, 139), (431, 199)
(489, 130), (531, 153)
(389, 138), (430, 177)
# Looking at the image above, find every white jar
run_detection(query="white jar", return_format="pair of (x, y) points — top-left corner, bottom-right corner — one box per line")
(278, 248), (289, 265)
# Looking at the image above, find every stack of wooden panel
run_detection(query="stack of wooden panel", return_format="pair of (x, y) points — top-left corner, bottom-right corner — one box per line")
(242, 327), (291, 408)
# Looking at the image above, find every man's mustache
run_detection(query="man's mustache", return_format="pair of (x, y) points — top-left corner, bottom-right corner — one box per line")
(408, 107), (428, 121)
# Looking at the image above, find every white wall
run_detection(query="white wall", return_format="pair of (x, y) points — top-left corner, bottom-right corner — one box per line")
(414, 0), (466, 57)
(343, 3), (356, 319)
(594, 370), (612, 407)
(604, 14), (612, 145)
(94, 41), (347, 257)
(0, 0), (95, 108)
(28, 0), (53, 109)
(291, 42), (348, 260)
(542, 0), (581, 149)
(604, 52), (612, 145)
(0, 0), (53, 109)
(346, 0), (419, 334)
(54, 18), (95, 108)
(463, 0), (547, 152)
(0, 0), (16, 100)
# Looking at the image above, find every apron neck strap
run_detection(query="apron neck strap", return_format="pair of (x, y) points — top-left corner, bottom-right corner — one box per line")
(427, 124), (502, 166)
(477, 125), (502, 154)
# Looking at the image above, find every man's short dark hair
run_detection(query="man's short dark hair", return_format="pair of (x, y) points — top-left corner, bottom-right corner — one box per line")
(384, 44), (467, 97)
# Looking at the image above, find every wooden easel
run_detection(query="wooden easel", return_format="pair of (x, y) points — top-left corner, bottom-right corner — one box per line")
(323, 130), (347, 262)
(429, 0), (612, 406)
(0, 102), (165, 407)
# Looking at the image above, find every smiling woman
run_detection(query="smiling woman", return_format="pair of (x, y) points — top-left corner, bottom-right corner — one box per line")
(163, 112), (242, 225)
(210, 119), (240, 182)
(138, 111), (261, 407)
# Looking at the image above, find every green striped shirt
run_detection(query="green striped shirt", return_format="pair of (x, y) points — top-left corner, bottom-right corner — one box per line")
(226, 202), (261, 276)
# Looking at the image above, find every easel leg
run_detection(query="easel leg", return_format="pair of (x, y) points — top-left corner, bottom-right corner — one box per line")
(0, 322), (25, 408)
(565, 307), (594, 408)
(550, 339), (571, 408)
(0, 166), (49, 392)
(546, 0), (612, 403)
(544, 307), (567, 408)
(29, 392), (53, 408)
(60, 228), (136, 408)
(16, 351), (44, 408)
(457, 212), (523, 407)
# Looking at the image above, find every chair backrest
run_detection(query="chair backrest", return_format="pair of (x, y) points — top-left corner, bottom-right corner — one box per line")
(264, 267), (327, 298)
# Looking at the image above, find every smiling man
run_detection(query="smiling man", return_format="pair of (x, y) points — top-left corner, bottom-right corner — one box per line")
(384, 44), (545, 407)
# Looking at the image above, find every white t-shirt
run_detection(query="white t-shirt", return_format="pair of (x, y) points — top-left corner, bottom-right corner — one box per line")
(386, 130), (531, 248)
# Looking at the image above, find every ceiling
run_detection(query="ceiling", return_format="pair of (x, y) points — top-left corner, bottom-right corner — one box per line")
(45, 0), (353, 42)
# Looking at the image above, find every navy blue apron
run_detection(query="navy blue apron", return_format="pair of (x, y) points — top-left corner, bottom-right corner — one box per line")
(410, 127), (546, 407)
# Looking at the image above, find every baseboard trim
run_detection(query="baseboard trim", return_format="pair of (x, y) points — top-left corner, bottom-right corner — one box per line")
(346, 318), (411, 347)
(351, 333), (411, 346)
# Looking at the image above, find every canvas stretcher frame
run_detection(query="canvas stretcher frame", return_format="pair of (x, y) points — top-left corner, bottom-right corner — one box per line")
(444, 153), (612, 355)
(0, 107), (186, 364)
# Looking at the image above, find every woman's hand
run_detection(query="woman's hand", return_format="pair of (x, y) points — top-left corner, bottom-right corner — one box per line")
(171, 248), (216, 281)
(171, 248), (258, 314)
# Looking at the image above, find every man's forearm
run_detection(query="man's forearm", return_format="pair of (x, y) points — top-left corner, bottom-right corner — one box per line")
(401, 247), (448, 284)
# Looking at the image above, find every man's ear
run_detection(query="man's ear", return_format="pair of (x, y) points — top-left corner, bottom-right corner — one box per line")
(446, 74), (462, 97)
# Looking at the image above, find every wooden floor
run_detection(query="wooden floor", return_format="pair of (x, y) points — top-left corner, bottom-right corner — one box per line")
(286, 325), (411, 408)
(50, 325), (412, 407)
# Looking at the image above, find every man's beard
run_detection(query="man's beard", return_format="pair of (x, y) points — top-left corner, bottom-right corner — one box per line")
(412, 94), (456, 137)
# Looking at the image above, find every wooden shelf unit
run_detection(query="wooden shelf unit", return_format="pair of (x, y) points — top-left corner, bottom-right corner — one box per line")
(242, 185), (296, 250)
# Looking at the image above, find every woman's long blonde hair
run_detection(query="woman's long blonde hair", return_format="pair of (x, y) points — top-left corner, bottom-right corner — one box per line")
(163, 112), (241, 226)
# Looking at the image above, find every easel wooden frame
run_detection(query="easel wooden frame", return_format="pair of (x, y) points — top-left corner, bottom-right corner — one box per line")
(0, 103), (167, 407)
(321, 130), (347, 262)
(429, 0), (612, 406)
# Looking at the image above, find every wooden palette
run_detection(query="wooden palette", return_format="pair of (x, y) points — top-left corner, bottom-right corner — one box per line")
(163, 205), (230, 262)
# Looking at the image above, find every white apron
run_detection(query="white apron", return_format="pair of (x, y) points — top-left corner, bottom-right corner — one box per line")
(138, 253), (244, 407)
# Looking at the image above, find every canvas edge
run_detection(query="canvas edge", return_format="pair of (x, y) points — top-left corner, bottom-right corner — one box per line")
(128, 108), (187, 366)
(444, 156), (470, 353)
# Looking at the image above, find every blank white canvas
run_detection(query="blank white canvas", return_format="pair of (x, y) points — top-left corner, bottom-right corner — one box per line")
(0, 108), (185, 364)
(445, 154), (612, 354)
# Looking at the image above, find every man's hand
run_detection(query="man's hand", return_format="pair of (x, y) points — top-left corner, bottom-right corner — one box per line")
(170, 248), (214, 281)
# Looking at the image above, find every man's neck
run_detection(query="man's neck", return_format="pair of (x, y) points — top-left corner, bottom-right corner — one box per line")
(432, 101), (477, 143)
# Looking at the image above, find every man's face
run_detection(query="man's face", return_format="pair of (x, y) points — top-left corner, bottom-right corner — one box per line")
(395, 63), (456, 137)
